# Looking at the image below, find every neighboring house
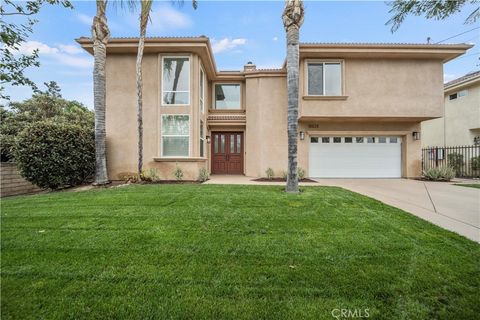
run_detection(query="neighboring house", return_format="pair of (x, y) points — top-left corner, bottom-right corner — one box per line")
(422, 71), (480, 147)
(77, 37), (470, 179)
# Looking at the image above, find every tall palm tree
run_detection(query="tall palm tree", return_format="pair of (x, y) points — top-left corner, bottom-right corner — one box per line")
(92, 0), (110, 185)
(136, 0), (153, 175)
(282, 0), (304, 193)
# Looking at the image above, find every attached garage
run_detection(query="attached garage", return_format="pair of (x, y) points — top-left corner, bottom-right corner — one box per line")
(309, 136), (402, 178)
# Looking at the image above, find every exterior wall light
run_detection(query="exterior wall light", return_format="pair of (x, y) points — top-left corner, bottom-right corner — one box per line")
(299, 131), (305, 140)
(206, 135), (211, 144)
(412, 131), (421, 140)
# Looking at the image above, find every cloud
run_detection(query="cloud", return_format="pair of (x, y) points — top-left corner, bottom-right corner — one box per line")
(211, 38), (247, 54)
(273, 37), (278, 41)
(77, 13), (93, 26)
(147, 5), (192, 32)
(14, 41), (92, 69)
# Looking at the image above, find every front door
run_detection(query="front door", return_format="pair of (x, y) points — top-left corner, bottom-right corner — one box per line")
(211, 132), (243, 174)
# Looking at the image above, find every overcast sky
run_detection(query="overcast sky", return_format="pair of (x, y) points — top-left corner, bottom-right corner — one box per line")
(3, 0), (479, 108)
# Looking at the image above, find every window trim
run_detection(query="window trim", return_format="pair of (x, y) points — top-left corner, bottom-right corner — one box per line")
(160, 114), (190, 157)
(212, 82), (243, 110)
(200, 66), (205, 114)
(161, 55), (191, 107)
(199, 119), (205, 157)
(304, 59), (344, 97)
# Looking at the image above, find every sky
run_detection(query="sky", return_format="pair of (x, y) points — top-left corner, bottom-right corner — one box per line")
(3, 0), (479, 108)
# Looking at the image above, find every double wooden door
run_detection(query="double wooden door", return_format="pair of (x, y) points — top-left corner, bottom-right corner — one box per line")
(211, 132), (243, 174)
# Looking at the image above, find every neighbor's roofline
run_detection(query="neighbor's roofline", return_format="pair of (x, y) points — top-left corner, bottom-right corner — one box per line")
(444, 71), (480, 93)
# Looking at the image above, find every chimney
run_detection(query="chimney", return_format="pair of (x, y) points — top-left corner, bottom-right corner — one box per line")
(244, 61), (256, 72)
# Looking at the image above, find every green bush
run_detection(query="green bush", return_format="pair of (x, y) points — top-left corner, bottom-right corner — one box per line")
(118, 172), (140, 183)
(265, 167), (274, 180)
(140, 168), (161, 182)
(173, 165), (184, 181)
(297, 167), (306, 180)
(447, 153), (464, 176)
(14, 121), (95, 189)
(471, 156), (480, 172)
(423, 167), (455, 181)
(198, 167), (209, 182)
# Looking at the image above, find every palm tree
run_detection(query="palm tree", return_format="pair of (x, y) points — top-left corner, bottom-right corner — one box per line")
(282, 0), (304, 193)
(92, 0), (110, 185)
(136, 0), (153, 175)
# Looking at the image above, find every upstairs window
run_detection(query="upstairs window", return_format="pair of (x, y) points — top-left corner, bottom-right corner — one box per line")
(214, 84), (241, 109)
(307, 62), (342, 96)
(449, 90), (468, 100)
(162, 57), (190, 105)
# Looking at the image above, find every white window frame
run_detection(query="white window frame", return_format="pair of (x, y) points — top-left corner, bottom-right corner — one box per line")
(200, 120), (205, 157)
(161, 56), (191, 107)
(200, 66), (205, 114)
(305, 59), (344, 96)
(160, 114), (190, 157)
(212, 82), (242, 110)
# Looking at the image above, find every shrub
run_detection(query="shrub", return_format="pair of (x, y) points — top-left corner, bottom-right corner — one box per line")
(140, 168), (161, 182)
(198, 167), (209, 182)
(297, 167), (306, 180)
(281, 170), (288, 180)
(173, 165), (184, 181)
(14, 121), (95, 189)
(265, 167), (274, 180)
(471, 156), (480, 172)
(118, 172), (140, 183)
(447, 153), (464, 176)
(423, 167), (455, 181)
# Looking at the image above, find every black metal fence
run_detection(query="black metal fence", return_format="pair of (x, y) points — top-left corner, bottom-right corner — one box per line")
(422, 145), (480, 178)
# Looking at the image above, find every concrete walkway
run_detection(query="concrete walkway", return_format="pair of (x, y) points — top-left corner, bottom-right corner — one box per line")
(206, 175), (480, 243)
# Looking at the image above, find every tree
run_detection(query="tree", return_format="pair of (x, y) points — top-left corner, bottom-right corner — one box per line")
(387, 0), (480, 32)
(0, 0), (73, 99)
(282, 0), (304, 193)
(135, 0), (153, 175)
(92, 0), (110, 185)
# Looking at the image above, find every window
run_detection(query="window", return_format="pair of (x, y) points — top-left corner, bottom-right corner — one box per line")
(200, 120), (204, 157)
(333, 137), (341, 143)
(389, 137), (398, 143)
(307, 62), (342, 96)
(344, 137), (353, 143)
(162, 57), (190, 105)
(322, 137), (330, 143)
(356, 137), (364, 143)
(367, 137), (375, 143)
(200, 68), (205, 113)
(214, 84), (241, 109)
(310, 137), (319, 143)
(161, 115), (189, 156)
(458, 90), (468, 98)
(449, 93), (457, 100)
(378, 137), (387, 143)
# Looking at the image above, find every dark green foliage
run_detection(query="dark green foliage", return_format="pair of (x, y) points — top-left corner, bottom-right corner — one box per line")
(0, 0), (73, 99)
(1, 185), (479, 319)
(387, 0), (480, 32)
(471, 156), (480, 171)
(13, 121), (94, 189)
(447, 152), (464, 176)
(0, 85), (94, 162)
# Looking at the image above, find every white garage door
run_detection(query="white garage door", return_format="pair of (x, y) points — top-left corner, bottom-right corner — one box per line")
(309, 136), (402, 178)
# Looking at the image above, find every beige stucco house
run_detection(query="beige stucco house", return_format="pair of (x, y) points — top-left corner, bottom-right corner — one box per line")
(77, 37), (470, 180)
(422, 70), (480, 147)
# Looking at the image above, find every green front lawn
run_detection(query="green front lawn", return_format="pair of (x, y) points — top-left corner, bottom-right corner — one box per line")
(455, 183), (480, 189)
(2, 185), (479, 319)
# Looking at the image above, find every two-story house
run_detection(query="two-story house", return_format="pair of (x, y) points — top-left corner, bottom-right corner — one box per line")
(77, 36), (470, 179)
(422, 70), (480, 147)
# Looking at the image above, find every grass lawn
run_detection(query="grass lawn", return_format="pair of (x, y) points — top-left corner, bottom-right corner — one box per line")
(2, 184), (479, 319)
(455, 183), (480, 189)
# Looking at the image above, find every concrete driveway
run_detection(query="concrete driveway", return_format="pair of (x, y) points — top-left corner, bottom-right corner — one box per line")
(315, 179), (480, 242)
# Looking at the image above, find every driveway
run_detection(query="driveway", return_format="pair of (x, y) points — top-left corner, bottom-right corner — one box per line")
(315, 179), (480, 243)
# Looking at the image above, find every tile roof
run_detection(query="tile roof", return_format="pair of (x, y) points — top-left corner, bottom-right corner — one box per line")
(444, 70), (480, 87)
(300, 42), (469, 46)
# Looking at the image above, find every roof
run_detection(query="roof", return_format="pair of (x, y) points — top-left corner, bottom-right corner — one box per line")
(444, 70), (480, 89)
(76, 36), (473, 76)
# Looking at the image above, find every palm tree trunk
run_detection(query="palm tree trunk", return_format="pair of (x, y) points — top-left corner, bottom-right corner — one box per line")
(282, 0), (304, 193)
(92, 0), (110, 185)
(285, 26), (300, 193)
(136, 31), (145, 176)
